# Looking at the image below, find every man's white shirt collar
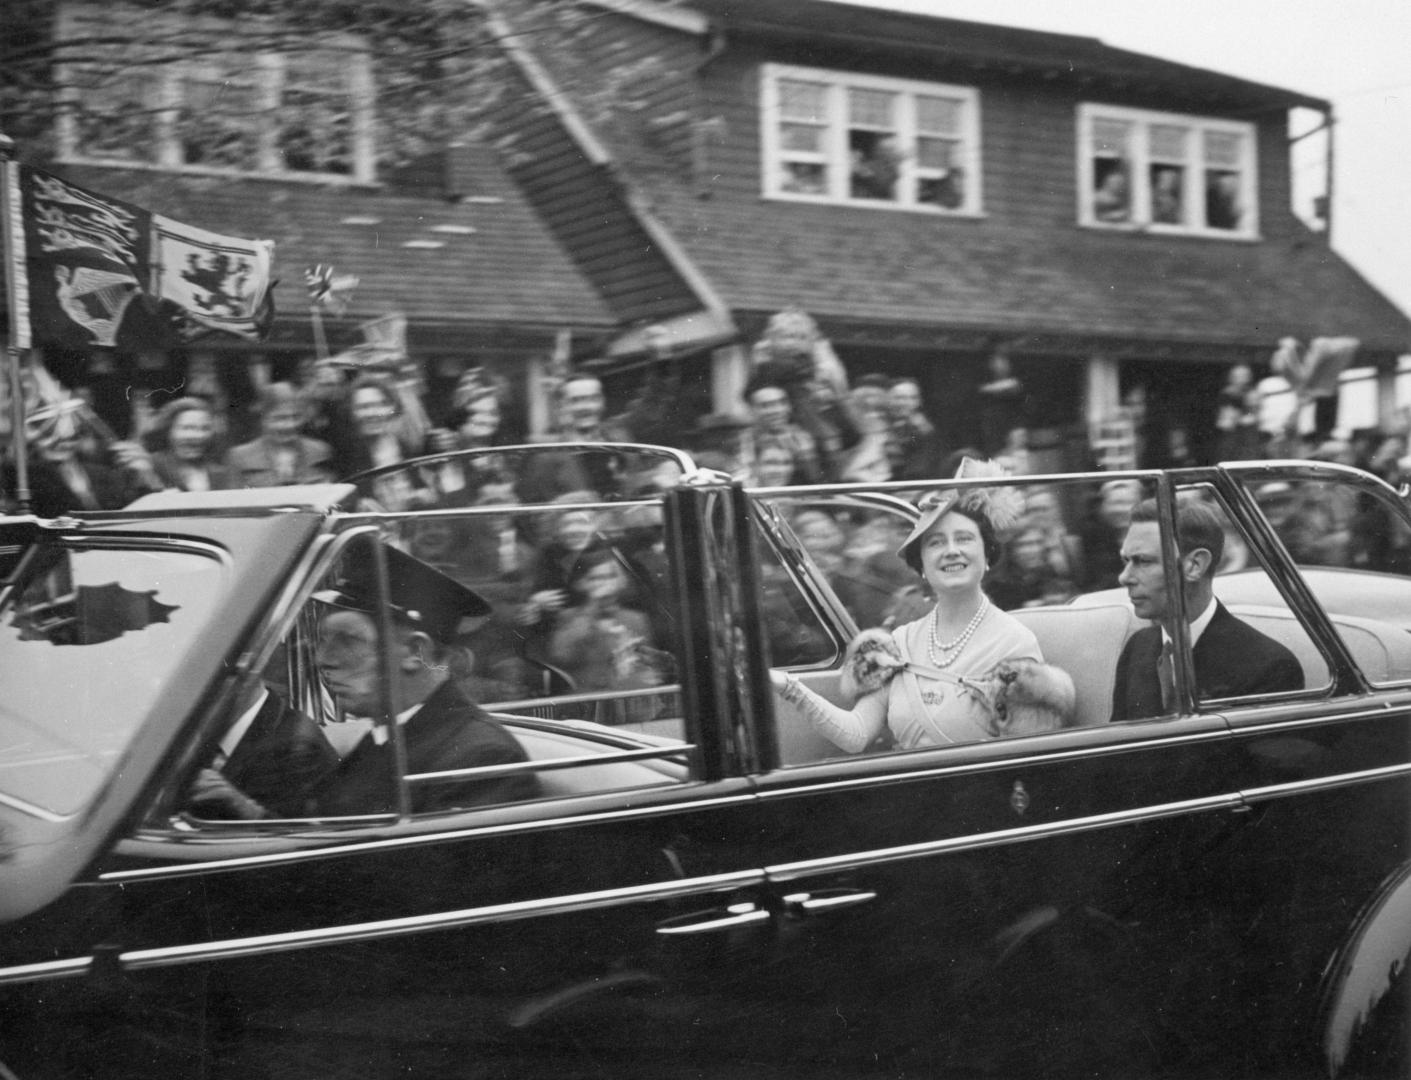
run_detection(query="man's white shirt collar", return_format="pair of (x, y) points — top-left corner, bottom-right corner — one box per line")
(370, 702), (424, 745)
(1163, 597), (1218, 648)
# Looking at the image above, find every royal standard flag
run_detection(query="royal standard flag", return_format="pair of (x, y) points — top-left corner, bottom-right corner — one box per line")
(2, 162), (274, 351)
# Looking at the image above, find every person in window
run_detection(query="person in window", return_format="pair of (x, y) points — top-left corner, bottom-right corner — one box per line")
(310, 539), (539, 815)
(226, 382), (335, 487)
(772, 473), (1074, 750)
(1151, 166), (1184, 224)
(1110, 499), (1303, 723)
(1093, 162), (1131, 223)
(1205, 171), (1242, 230)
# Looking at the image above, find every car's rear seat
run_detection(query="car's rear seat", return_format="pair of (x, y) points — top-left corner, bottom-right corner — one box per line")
(775, 601), (1411, 764)
(1016, 601), (1411, 723)
(498, 720), (687, 796)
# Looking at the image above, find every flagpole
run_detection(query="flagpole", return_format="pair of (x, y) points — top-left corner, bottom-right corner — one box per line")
(0, 132), (33, 514)
(310, 302), (329, 361)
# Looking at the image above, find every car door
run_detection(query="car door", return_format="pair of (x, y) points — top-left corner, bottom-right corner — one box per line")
(740, 473), (1260, 1077)
(0, 483), (782, 1080)
(1214, 463), (1411, 1076)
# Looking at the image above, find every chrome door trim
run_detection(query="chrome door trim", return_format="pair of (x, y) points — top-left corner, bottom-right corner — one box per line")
(764, 791), (1245, 882)
(759, 724), (1230, 799)
(102, 791), (757, 882)
(0, 869), (763, 987)
(1240, 761), (1411, 805)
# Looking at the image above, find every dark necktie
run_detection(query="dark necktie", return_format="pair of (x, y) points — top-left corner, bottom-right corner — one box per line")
(1158, 639), (1176, 712)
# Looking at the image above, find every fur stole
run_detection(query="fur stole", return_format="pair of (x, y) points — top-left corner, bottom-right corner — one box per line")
(838, 629), (1077, 737)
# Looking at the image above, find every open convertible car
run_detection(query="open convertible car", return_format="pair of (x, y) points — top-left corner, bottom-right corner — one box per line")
(1, 447), (1407, 1078)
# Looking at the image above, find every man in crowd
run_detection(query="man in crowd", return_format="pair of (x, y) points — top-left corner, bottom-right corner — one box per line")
(1111, 498), (1303, 722)
(311, 538), (539, 815)
(743, 362), (825, 483)
(885, 376), (943, 480)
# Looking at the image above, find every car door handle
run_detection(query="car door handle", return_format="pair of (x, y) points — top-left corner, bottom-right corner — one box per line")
(782, 888), (878, 915)
(655, 901), (770, 936)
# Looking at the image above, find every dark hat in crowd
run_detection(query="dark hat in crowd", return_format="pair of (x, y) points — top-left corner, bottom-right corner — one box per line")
(314, 535), (491, 641)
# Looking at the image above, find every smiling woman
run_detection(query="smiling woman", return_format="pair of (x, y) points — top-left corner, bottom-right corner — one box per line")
(771, 479), (1073, 750)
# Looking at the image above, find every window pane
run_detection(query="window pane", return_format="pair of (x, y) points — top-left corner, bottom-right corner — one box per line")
(1093, 158), (1132, 222)
(177, 68), (262, 167)
(916, 135), (957, 170)
(848, 87), (896, 129)
(780, 122), (825, 154)
(1204, 130), (1243, 169)
(1204, 170), (1242, 229)
(916, 95), (963, 135)
(0, 543), (224, 817)
(1092, 117), (1131, 155)
(1148, 123), (1188, 161)
(917, 167), (964, 209)
(779, 79), (828, 122)
(1150, 164), (1186, 224)
(72, 69), (159, 161)
(782, 161), (828, 194)
(1240, 475), (1411, 686)
(849, 131), (899, 200)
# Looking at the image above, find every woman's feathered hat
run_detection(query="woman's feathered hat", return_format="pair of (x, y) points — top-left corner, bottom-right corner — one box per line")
(896, 457), (1027, 565)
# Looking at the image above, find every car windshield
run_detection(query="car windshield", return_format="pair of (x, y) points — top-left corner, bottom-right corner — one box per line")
(0, 539), (224, 818)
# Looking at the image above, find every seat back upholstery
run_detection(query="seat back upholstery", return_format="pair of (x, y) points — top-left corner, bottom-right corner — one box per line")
(1012, 604), (1139, 727)
(1224, 604), (1411, 688)
(500, 720), (686, 796)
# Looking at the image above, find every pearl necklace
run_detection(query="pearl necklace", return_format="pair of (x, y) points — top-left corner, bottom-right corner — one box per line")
(928, 596), (990, 668)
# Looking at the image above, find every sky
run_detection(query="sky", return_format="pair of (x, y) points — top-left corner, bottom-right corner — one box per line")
(826, 0), (1411, 322)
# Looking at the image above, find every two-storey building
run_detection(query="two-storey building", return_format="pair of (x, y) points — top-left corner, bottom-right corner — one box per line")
(16, 0), (1410, 463)
(481, 0), (1410, 464)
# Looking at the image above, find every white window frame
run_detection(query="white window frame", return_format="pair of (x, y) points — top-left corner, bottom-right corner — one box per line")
(760, 63), (983, 214)
(1076, 103), (1258, 239)
(55, 11), (376, 186)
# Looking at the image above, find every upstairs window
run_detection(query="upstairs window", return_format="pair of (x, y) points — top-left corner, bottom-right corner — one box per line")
(1078, 104), (1257, 238)
(761, 64), (981, 213)
(55, 5), (375, 184)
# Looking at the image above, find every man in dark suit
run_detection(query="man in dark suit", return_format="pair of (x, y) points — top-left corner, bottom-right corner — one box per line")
(187, 681), (339, 820)
(310, 539), (539, 816)
(1111, 498), (1303, 722)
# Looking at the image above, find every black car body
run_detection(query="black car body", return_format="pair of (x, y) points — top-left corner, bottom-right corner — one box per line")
(0, 448), (1407, 1078)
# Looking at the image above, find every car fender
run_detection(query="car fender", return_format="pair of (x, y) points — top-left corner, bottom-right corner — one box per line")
(1320, 860), (1411, 1078)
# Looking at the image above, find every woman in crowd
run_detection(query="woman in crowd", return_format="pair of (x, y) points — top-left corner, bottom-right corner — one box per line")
(986, 516), (1076, 610)
(546, 547), (661, 694)
(143, 396), (236, 493)
(335, 374), (426, 510)
(423, 371), (509, 497)
(226, 382), (335, 487)
(772, 483), (1053, 750)
(839, 378), (893, 482)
